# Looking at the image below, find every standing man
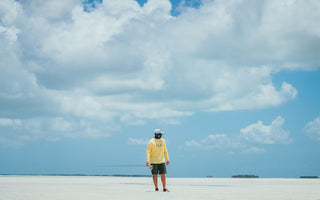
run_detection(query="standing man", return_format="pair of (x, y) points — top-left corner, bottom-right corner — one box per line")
(146, 129), (170, 192)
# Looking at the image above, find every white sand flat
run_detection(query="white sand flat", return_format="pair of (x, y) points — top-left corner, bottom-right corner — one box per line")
(0, 176), (319, 200)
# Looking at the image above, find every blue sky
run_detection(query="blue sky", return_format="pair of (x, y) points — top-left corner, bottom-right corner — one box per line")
(0, 0), (320, 178)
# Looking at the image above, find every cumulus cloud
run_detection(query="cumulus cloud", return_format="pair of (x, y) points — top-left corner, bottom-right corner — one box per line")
(185, 116), (291, 153)
(240, 116), (292, 144)
(1, 0), (319, 145)
(304, 117), (320, 143)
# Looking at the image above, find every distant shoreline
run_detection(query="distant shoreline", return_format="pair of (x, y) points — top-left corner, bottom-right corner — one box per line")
(0, 174), (152, 177)
(0, 174), (318, 179)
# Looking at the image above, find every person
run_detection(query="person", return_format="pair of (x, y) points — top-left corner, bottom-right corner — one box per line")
(146, 129), (170, 192)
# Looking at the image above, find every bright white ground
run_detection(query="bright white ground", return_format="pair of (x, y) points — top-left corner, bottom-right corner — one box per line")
(0, 176), (319, 200)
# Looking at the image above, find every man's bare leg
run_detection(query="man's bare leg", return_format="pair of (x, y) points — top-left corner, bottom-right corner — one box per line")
(160, 174), (166, 190)
(153, 174), (158, 190)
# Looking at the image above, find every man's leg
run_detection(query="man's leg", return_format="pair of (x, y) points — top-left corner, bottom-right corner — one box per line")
(153, 174), (158, 189)
(160, 174), (166, 189)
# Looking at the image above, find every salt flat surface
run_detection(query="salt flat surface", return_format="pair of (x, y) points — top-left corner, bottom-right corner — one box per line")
(0, 176), (320, 200)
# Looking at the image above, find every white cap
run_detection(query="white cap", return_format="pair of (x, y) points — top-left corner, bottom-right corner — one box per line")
(154, 129), (164, 134)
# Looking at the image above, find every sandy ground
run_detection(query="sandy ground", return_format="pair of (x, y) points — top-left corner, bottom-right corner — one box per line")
(0, 176), (320, 200)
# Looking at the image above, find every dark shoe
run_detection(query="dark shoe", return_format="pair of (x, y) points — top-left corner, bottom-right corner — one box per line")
(155, 188), (159, 191)
(163, 188), (170, 192)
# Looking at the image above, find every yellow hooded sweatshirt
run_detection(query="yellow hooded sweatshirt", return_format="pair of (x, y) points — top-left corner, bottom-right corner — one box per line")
(146, 138), (169, 164)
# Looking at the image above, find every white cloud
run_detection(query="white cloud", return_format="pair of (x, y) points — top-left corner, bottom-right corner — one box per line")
(185, 116), (292, 153)
(0, 26), (19, 43)
(0, 117), (114, 148)
(1, 0), (319, 145)
(240, 147), (266, 154)
(0, 0), (21, 25)
(185, 134), (242, 149)
(0, 118), (21, 127)
(128, 137), (150, 145)
(304, 117), (320, 143)
(240, 116), (292, 144)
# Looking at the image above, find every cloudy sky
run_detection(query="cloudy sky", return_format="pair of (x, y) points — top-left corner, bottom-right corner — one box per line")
(0, 0), (320, 177)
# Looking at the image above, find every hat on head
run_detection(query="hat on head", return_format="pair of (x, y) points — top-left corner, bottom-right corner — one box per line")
(154, 129), (164, 134)
(154, 129), (164, 139)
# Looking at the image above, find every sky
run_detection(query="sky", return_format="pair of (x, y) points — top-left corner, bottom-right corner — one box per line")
(0, 0), (320, 178)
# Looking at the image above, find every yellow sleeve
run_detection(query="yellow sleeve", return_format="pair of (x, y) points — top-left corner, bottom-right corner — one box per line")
(164, 141), (169, 161)
(146, 141), (152, 163)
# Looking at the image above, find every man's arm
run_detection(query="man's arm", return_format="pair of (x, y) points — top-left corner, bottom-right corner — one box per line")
(146, 141), (151, 166)
(164, 141), (169, 165)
